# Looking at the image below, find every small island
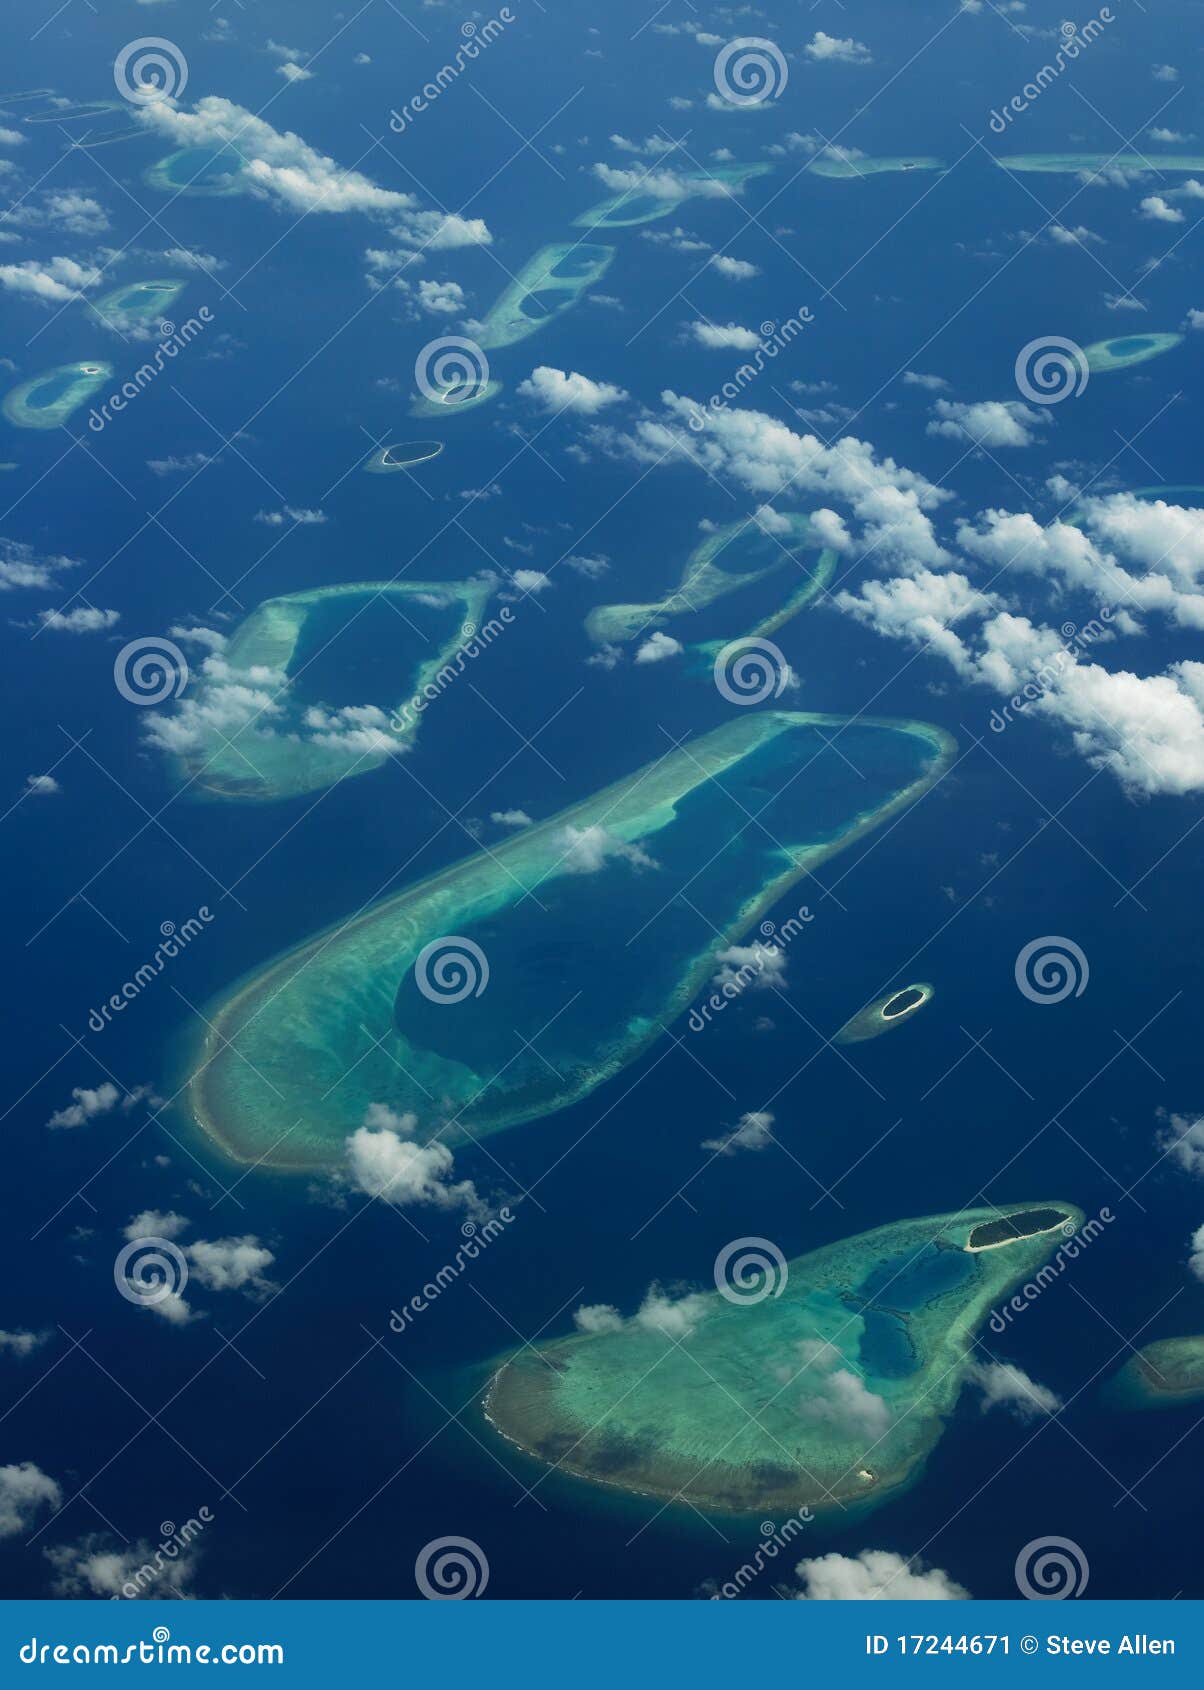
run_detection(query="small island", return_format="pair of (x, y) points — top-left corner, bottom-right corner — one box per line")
(483, 1202), (1080, 1516)
(835, 982), (934, 1044)
(364, 440), (444, 473)
(1104, 1336), (1204, 1411)
(1084, 333), (1182, 374)
(965, 1209), (1069, 1251)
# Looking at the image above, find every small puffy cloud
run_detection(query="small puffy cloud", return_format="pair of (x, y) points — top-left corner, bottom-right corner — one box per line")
(701, 1110), (775, 1155)
(511, 568), (551, 596)
(46, 1081), (158, 1130)
(634, 1285), (710, 1339)
(0, 538), (77, 592)
(186, 1237), (276, 1297)
(1152, 64), (1179, 82)
(0, 256), (102, 305)
(38, 607), (120, 634)
(1155, 1108), (1204, 1176)
(565, 552), (609, 578)
(795, 1550), (970, 1600)
(573, 1303), (624, 1334)
(0, 1463), (61, 1539)
(277, 61), (314, 83)
(805, 32), (872, 64)
(634, 631), (682, 664)
(414, 279), (465, 316)
(927, 398), (1049, 449)
(1190, 1224), (1204, 1282)
(25, 774), (60, 797)
(345, 1116), (484, 1214)
(1, 190), (109, 236)
(591, 162), (731, 203)
(710, 255), (760, 280)
(47, 1532), (200, 1599)
(0, 1330), (51, 1358)
(800, 1368), (892, 1440)
(692, 321), (760, 350)
(491, 809), (532, 829)
(302, 703), (401, 760)
(1139, 195), (1184, 223)
(967, 1361), (1061, 1419)
(517, 365), (628, 414)
(901, 370), (949, 391)
(149, 452), (213, 477)
(122, 1210), (189, 1243)
(253, 505), (327, 525)
(710, 943), (788, 991)
(161, 246), (226, 274)
(557, 824), (658, 875)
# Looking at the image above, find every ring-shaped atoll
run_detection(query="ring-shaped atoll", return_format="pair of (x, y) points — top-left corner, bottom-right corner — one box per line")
(836, 982), (934, 1044)
(1084, 333), (1182, 373)
(483, 1202), (1080, 1515)
(477, 244), (615, 350)
(187, 711), (955, 1169)
(574, 163), (771, 229)
(3, 361), (113, 430)
(364, 440), (444, 473)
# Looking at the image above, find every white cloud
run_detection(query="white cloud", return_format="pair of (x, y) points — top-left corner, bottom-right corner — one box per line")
(46, 1081), (158, 1130)
(38, 606), (120, 634)
(0, 1329), (50, 1358)
(491, 808), (533, 829)
(710, 942), (789, 992)
(47, 1532), (200, 1599)
(0, 255), (102, 305)
(701, 1109), (774, 1155)
(517, 365), (628, 414)
(1155, 1108), (1204, 1177)
(800, 1367), (893, 1440)
(25, 774), (60, 797)
(692, 321), (760, 350)
(902, 370), (949, 391)
(634, 631), (682, 664)
(277, 61), (314, 83)
(186, 1236), (276, 1297)
(634, 1285), (710, 1339)
(805, 32), (872, 64)
(345, 1116), (484, 1214)
(556, 824), (658, 875)
(122, 1210), (189, 1243)
(795, 1550), (970, 1600)
(302, 703), (402, 760)
(1153, 64), (1179, 82)
(511, 568), (551, 595)
(710, 255), (760, 280)
(1190, 1224), (1204, 1282)
(0, 1463), (61, 1539)
(414, 278), (465, 316)
(573, 1303), (625, 1334)
(161, 246), (226, 274)
(967, 1361), (1061, 1419)
(1139, 195), (1184, 224)
(0, 538), (77, 592)
(253, 505), (327, 525)
(591, 162), (730, 203)
(927, 398), (1050, 449)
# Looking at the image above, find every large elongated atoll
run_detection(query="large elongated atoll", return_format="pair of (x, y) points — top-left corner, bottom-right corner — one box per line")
(3, 362), (113, 430)
(188, 711), (954, 1168)
(1104, 1336), (1204, 1411)
(161, 577), (497, 803)
(811, 154), (946, 178)
(88, 278), (186, 332)
(573, 163), (771, 229)
(585, 512), (836, 650)
(484, 1202), (1079, 1515)
(477, 244), (615, 349)
(995, 152), (1204, 175)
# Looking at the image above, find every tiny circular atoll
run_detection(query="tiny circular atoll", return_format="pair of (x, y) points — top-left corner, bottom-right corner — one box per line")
(364, 440), (444, 473)
(835, 981), (934, 1044)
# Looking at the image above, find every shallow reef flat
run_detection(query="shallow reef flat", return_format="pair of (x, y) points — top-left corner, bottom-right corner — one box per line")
(811, 155), (945, 178)
(585, 512), (836, 648)
(996, 152), (1204, 174)
(171, 576), (495, 803)
(477, 244), (615, 349)
(836, 982), (933, 1044)
(1104, 1337), (1204, 1411)
(573, 162), (771, 229)
(1083, 333), (1183, 373)
(189, 712), (954, 1169)
(3, 361), (113, 429)
(146, 145), (248, 196)
(484, 1202), (1079, 1515)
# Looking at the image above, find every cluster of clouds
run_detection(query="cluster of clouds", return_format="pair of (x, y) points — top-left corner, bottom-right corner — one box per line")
(344, 1105), (485, 1217)
(120, 1209), (277, 1326)
(574, 1284), (711, 1340)
(45, 1081), (159, 1130)
(794, 1549), (969, 1600)
(592, 393), (1204, 796)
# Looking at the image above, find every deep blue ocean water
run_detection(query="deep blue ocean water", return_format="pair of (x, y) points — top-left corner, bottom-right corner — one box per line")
(2, 0), (1204, 1601)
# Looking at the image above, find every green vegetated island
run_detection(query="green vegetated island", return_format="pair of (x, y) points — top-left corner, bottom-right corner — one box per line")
(484, 1203), (1079, 1515)
(574, 163), (771, 229)
(3, 361), (112, 429)
(168, 576), (495, 803)
(810, 154), (946, 179)
(1084, 333), (1183, 373)
(88, 278), (186, 332)
(1104, 1336), (1204, 1411)
(836, 983), (934, 1044)
(188, 711), (955, 1169)
(476, 243), (615, 350)
(585, 512), (837, 652)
